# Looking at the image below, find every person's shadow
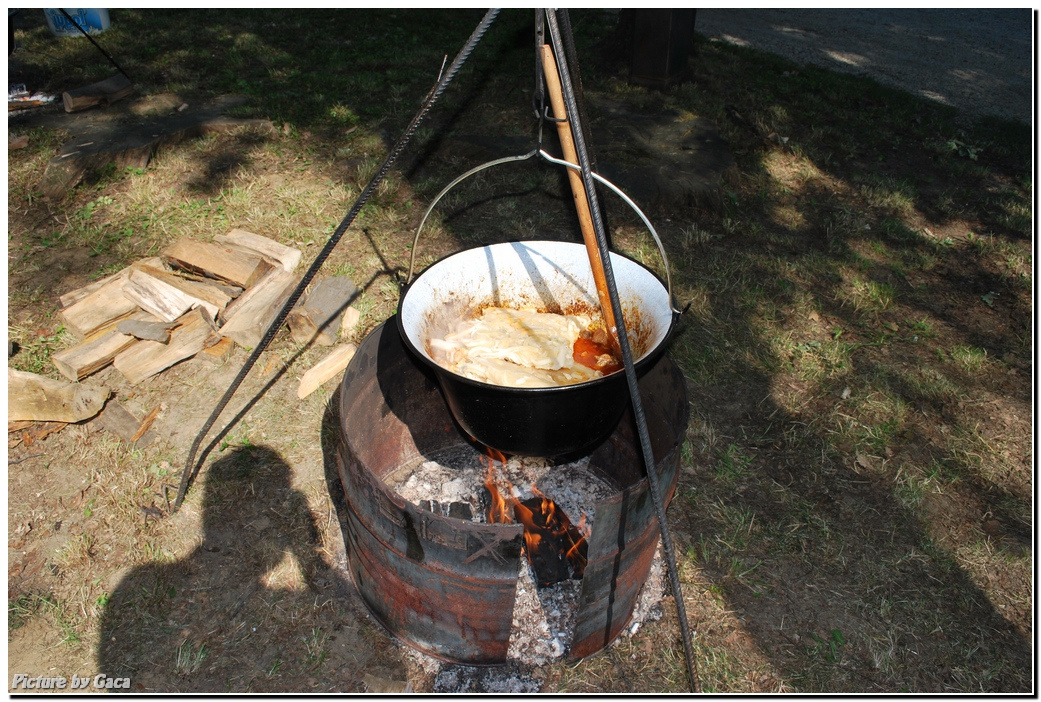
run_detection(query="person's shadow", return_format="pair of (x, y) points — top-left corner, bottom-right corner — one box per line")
(96, 445), (400, 693)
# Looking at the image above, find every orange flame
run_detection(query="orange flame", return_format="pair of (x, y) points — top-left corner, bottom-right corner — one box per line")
(482, 449), (589, 582)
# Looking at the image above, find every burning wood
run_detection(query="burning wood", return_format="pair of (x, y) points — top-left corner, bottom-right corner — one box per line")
(481, 452), (589, 587)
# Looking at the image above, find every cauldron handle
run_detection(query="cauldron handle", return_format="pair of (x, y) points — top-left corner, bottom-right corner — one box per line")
(405, 151), (681, 315)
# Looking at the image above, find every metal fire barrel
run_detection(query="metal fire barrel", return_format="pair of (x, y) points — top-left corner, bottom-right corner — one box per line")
(335, 318), (688, 664)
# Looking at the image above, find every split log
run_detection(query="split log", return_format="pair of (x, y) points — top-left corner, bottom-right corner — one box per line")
(60, 274), (140, 340)
(214, 229), (302, 273)
(341, 306), (362, 337)
(218, 267), (299, 349)
(112, 308), (218, 385)
(297, 343), (357, 399)
(58, 257), (166, 309)
(122, 265), (231, 321)
(94, 401), (157, 447)
(287, 277), (358, 347)
(8, 368), (110, 423)
(62, 73), (134, 113)
(196, 336), (234, 364)
(162, 238), (274, 288)
(51, 328), (138, 381)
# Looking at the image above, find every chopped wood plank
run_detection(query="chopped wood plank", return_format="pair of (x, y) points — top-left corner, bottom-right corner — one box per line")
(58, 257), (167, 309)
(287, 277), (358, 347)
(341, 305), (362, 336)
(297, 343), (358, 399)
(8, 369), (110, 423)
(215, 229), (302, 273)
(60, 275), (140, 340)
(218, 268), (300, 349)
(162, 238), (274, 288)
(112, 308), (215, 385)
(196, 336), (234, 364)
(122, 265), (231, 322)
(116, 318), (177, 343)
(62, 73), (134, 113)
(51, 328), (138, 381)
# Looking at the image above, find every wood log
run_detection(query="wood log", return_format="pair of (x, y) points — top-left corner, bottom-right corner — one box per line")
(196, 336), (234, 364)
(215, 229), (302, 273)
(297, 343), (358, 399)
(121, 265), (230, 322)
(287, 277), (358, 346)
(162, 237), (274, 288)
(60, 274), (140, 340)
(112, 308), (217, 385)
(58, 257), (167, 309)
(51, 328), (138, 381)
(218, 267), (299, 349)
(341, 306), (362, 337)
(93, 401), (157, 447)
(8, 368), (110, 423)
(62, 73), (134, 113)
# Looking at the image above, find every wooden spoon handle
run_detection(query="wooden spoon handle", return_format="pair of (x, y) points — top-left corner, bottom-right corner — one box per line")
(540, 44), (621, 356)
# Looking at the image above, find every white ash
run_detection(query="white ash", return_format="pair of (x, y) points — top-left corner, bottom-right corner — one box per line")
(507, 557), (581, 665)
(386, 453), (665, 674)
(391, 453), (618, 530)
(626, 544), (666, 636)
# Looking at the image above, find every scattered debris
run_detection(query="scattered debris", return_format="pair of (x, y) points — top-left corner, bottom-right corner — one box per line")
(362, 674), (412, 694)
(8, 84), (58, 112)
(8, 421), (68, 448)
(8, 453), (45, 466)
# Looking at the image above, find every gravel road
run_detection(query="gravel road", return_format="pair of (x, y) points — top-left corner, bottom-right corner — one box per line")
(694, 9), (1034, 125)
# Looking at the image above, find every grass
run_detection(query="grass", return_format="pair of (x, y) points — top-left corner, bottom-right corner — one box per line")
(7, 7), (1032, 696)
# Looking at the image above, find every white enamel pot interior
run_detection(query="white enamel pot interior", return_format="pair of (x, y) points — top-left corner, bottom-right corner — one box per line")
(396, 240), (675, 457)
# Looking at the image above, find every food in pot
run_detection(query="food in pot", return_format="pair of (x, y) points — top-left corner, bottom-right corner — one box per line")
(428, 307), (621, 388)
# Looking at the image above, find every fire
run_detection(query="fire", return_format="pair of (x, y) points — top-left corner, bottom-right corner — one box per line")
(483, 449), (589, 586)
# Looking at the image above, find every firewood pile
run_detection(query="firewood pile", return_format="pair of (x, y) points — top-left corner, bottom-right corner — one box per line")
(52, 228), (362, 388)
(9, 230), (362, 444)
(53, 228), (309, 385)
